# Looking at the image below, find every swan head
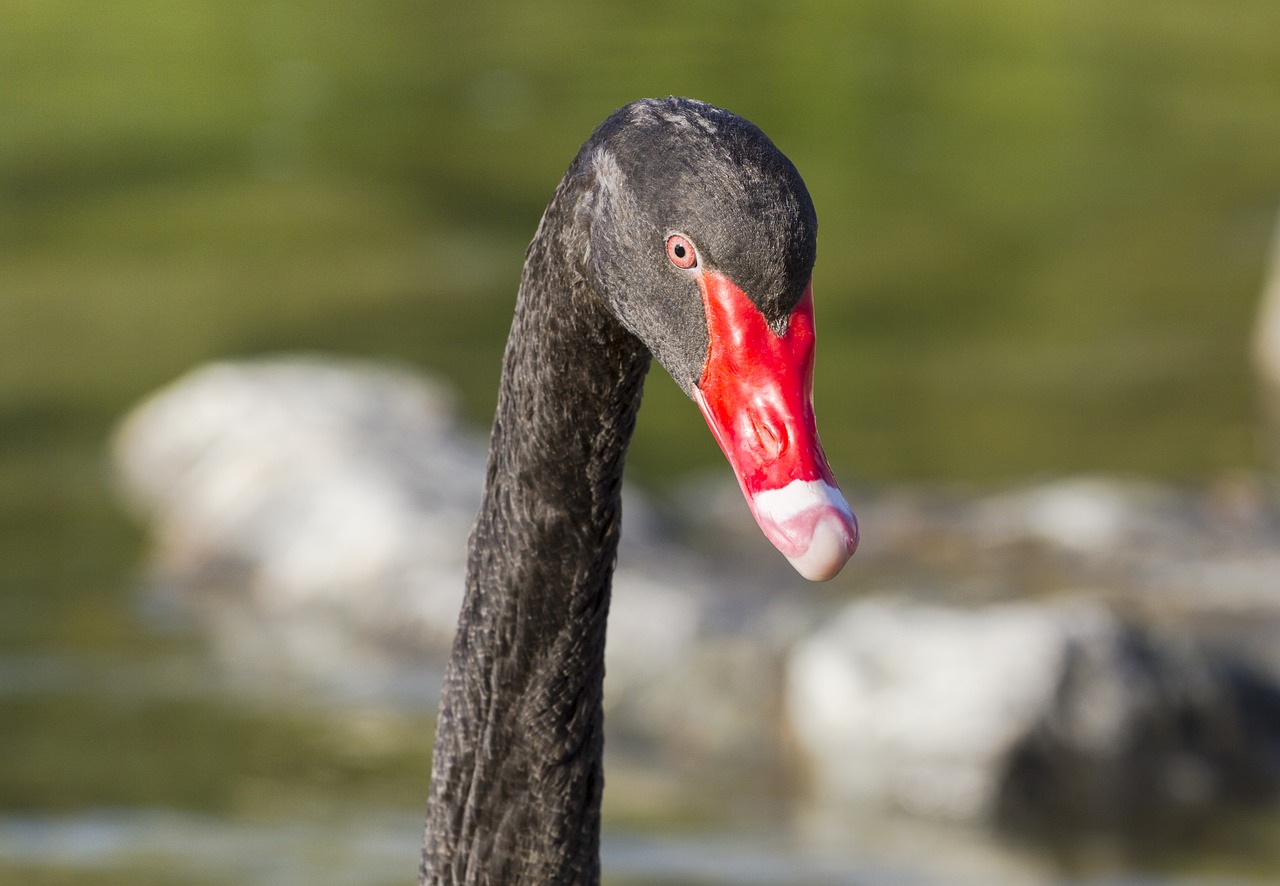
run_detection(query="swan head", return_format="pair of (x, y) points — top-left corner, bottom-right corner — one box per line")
(578, 97), (857, 581)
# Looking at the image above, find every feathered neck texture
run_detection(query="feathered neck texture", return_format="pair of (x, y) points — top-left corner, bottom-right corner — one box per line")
(419, 167), (651, 886)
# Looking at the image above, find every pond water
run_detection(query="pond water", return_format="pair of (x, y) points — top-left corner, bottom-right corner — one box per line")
(2, 808), (1271, 886)
(4, 1), (1280, 883)
(5, 468), (1280, 885)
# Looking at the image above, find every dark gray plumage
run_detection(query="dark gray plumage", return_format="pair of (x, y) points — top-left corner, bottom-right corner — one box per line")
(419, 97), (819, 886)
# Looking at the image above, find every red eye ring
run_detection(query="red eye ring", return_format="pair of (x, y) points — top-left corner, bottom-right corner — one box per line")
(665, 233), (698, 270)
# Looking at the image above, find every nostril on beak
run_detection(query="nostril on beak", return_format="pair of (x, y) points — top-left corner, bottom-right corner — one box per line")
(750, 411), (788, 461)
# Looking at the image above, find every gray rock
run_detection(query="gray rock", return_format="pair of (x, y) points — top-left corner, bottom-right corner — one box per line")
(114, 358), (485, 681)
(113, 356), (769, 759)
(846, 477), (1280, 642)
(786, 597), (1280, 833)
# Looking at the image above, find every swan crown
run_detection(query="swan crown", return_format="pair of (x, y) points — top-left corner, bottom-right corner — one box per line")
(566, 97), (819, 391)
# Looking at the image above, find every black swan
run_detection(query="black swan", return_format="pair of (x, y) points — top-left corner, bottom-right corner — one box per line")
(420, 97), (857, 885)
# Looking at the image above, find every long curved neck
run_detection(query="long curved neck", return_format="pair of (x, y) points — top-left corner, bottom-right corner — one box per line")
(420, 186), (650, 885)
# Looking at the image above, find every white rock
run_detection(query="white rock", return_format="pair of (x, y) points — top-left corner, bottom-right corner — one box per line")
(786, 597), (1090, 819)
(786, 596), (1280, 830)
(113, 356), (718, 719)
(973, 478), (1135, 553)
(114, 357), (483, 653)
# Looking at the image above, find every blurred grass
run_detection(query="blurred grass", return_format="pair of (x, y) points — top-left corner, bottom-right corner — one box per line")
(2, 0), (1278, 487)
(0, 866), (226, 886)
(0, 692), (432, 813)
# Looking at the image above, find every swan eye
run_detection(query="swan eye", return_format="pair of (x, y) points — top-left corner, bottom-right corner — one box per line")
(665, 234), (698, 270)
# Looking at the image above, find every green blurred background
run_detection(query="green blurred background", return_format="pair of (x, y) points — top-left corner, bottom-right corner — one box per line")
(5, 0), (1279, 489)
(2, 1), (1279, 883)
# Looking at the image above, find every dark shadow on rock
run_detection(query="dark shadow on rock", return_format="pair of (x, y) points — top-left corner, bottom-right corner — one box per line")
(997, 623), (1280, 859)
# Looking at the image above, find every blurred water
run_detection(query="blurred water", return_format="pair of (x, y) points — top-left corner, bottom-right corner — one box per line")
(0, 805), (1269, 886)
(3, 591), (1280, 885)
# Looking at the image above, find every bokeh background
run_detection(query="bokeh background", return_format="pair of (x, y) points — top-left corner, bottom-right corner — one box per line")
(3, 1), (1280, 884)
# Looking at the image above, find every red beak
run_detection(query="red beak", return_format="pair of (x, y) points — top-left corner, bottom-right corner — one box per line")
(693, 272), (857, 581)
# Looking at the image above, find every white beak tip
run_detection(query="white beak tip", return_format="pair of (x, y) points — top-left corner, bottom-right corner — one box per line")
(749, 480), (858, 582)
(784, 511), (858, 581)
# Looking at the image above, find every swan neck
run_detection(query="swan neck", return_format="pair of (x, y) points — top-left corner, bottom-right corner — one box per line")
(420, 190), (649, 885)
